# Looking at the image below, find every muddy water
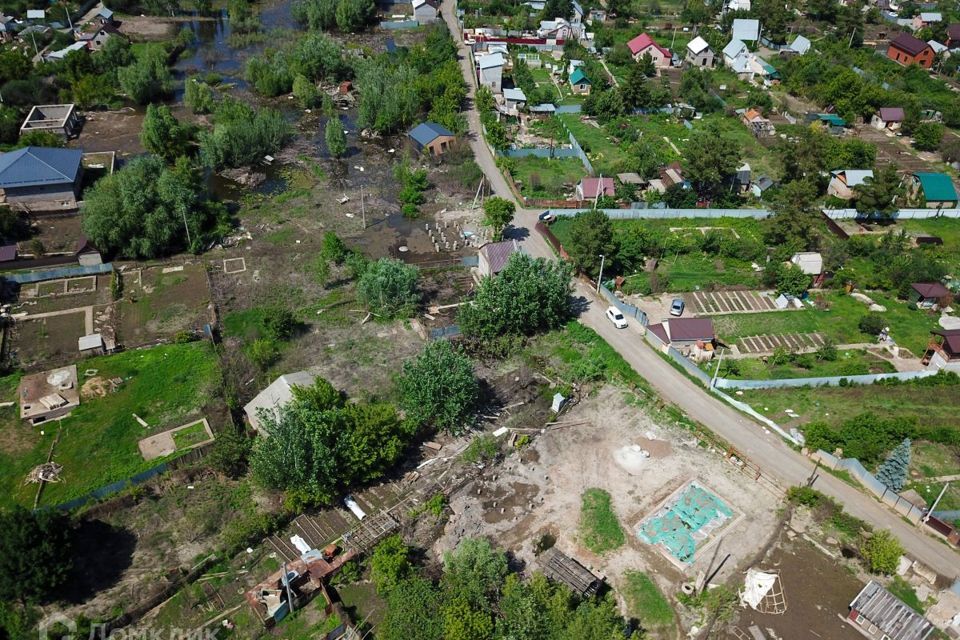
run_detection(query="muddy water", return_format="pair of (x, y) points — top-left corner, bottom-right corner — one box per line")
(731, 539), (865, 640)
(168, 0), (471, 264)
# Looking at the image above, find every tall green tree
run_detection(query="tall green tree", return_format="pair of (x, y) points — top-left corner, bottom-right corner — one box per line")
(81, 155), (221, 258)
(398, 340), (479, 434)
(335, 0), (375, 31)
(184, 77), (216, 114)
(876, 438), (911, 492)
(459, 253), (573, 341)
(0, 508), (73, 603)
(199, 98), (293, 169)
(117, 44), (173, 104)
(481, 197), (515, 241)
(356, 258), (420, 318)
(325, 116), (348, 158)
(565, 209), (617, 277)
(762, 179), (823, 254)
(250, 378), (414, 505)
(140, 104), (193, 162)
(854, 165), (903, 220)
(683, 122), (742, 197)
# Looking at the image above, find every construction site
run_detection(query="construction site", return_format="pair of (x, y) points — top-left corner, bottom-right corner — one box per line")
(436, 385), (784, 628)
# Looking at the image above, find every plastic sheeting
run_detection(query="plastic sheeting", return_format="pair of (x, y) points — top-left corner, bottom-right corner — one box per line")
(740, 568), (777, 610)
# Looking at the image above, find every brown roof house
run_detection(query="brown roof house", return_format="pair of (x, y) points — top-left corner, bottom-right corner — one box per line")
(478, 239), (520, 277)
(647, 318), (715, 361)
(910, 282), (951, 308)
(871, 107), (905, 131)
(18, 365), (80, 425)
(922, 329), (960, 368)
(846, 580), (934, 640)
(887, 33), (935, 69)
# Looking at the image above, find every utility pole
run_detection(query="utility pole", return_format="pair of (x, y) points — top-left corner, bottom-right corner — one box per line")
(594, 173), (602, 209)
(181, 208), (192, 247)
(924, 482), (949, 524)
(848, 27), (856, 49)
(710, 347), (724, 388)
(64, 5), (74, 31)
(596, 254), (605, 293)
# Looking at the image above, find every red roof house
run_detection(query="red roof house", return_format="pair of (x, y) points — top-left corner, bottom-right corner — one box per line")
(626, 33), (671, 67)
(647, 318), (715, 346)
(887, 33), (935, 69)
(575, 177), (615, 200)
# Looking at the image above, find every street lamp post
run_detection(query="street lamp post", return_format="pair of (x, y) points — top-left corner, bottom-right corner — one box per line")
(596, 254), (605, 293)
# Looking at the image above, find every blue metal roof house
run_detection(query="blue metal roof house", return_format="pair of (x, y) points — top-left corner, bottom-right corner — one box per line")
(408, 122), (456, 156)
(0, 146), (83, 210)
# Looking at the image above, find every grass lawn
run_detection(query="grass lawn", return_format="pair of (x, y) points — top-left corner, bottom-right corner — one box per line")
(559, 114), (627, 174)
(712, 350), (896, 380)
(909, 440), (960, 478)
(737, 384), (960, 434)
(622, 571), (675, 630)
(0, 342), (222, 509)
(509, 156), (586, 199)
(551, 216), (765, 291)
(887, 576), (926, 613)
(898, 218), (960, 274)
(579, 488), (625, 554)
(711, 291), (941, 356)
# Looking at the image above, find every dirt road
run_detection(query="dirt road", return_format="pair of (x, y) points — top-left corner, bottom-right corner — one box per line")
(440, 2), (960, 576)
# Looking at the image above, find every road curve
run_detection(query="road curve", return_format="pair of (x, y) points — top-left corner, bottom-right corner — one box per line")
(439, 2), (960, 576)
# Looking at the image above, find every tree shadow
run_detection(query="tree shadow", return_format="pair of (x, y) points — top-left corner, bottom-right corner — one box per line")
(503, 224), (530, 242)
(569, 293), (592, 318)
(60, 520), (137, 604)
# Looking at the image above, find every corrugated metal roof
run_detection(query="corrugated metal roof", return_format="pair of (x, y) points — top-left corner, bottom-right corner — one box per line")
(477, 53), (504, 69)
(731, 18), (760, 41)
(480, 239), (520, 275)
(914, 172), (958, 202)
(569, 67), (589, 84)
(849, 581), (934, 640)
(243, 371), (318, 434)
(408, 122), (454, 147)
(0, 147), (82, 189)
(665, 318), (714, 342)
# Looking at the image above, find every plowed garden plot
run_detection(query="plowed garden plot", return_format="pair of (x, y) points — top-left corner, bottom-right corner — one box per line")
(737, 332), (826, 354)
(685, 290), (779, 314)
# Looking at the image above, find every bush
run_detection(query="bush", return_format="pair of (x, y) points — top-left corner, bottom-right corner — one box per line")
(356, 258), (419, 318)
(858, 313), (886, 337)
(370, 534), (411, 594)
(398, 340), (479, 434)
(462, 434), (499, 463)
(786, 486), (826, 507)
(860, 529), (903, 574)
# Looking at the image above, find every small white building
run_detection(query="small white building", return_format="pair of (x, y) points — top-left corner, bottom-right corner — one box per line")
(412, 0), (438, 23)
(685, 36), (714, 67)
(790, 252), (823, 275)
(788, 34), (811, 55)
(477, 52), (505, 93)
(827, 169), (873, 200)
(723, 39), (748, 66)
(503, 87), (527, 113)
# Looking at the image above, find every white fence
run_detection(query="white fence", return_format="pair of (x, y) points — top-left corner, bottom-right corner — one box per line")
(713, 369), (937, 390)
(823, 208), (960, 220)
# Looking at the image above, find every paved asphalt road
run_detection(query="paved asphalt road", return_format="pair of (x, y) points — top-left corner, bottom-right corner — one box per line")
(440, 3), (960, 576)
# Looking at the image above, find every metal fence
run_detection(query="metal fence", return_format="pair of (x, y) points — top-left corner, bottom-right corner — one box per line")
(713, 369), (937, 390)
(598, 283), (647, 324)
(554, 104), (582, 114)
(500, 146), (583, 160)
(379, 19), (420, 29)
(5, 262), (113, 284)
(812, 450), (926, 523)
(823, 208), (960, 220)
(546, 208), (771, 219)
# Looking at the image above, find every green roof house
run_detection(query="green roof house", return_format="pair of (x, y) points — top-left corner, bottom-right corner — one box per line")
(569, 68), (591, 95)
(911, 172), (959, 208)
